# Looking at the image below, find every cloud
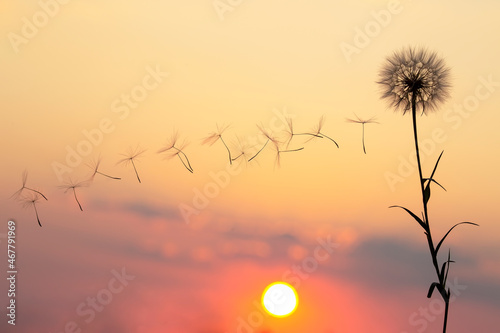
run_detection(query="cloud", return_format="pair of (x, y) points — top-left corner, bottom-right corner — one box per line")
(121, 201), (181, 221)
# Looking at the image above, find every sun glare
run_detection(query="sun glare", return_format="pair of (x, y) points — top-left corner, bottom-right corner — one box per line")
(261, 282), (298, 318)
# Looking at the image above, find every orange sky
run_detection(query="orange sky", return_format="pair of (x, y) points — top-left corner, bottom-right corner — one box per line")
(1, 1), (500, 332)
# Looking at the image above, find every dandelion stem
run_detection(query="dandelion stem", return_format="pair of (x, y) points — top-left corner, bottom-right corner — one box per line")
(412, 99), (439, 274)
(362, 123), (366, 154)
(176, 149), (194, 172)
(443, 297), (450, 333)
(130, 159), (141, 183)
(319, 132), (339, 148)
(231, 153), (244, 161)
(280, 147), (304, 153)
(294, 132), (323, 138)
(289, 133), (325, 149)
(33, 202), (42, 227)
(177, 154), (194, 173)
(96, 171), (121, 180)
(412, 95), (447, 332)
(248, 139), (269, 162)
(220, 136), (232, 165)
(274, 147), (303, 168)
(25, 187), (48, 200)
(72, 187), (83, 211)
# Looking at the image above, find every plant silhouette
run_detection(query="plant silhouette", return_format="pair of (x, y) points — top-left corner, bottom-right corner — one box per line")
(158, 132), (194, 173)
(248, 124), (279, 162)
(58, 178), (90, 211)
(87, 156), (121, 180)
(10, 170), (48, 201)
(202, 124), (233, 165)
(117, 146), (147, 183)
(378, 46), (478, 333)
(346, 114), (378, 154)
(21, 192), (43, 227)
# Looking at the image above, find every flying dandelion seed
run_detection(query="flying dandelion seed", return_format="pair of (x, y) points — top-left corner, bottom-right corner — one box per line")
(378, 46), (476, 333)
(10, 170), (48, 200)
(303, 116), (340, 148)
(284, 117), (325, 149)
(248, 124), (279, 162)
(21, 192), (43, 227)
(58, 178), (90, 211)
(87, 156), (121, 180)
(117, 146), (147, 183)
(157, 131), (194, 173)
(202, 123), (233, 165)
(273, 141), (304, 168)
(230, 136), (253, 165)
(346, 114), (378, 154)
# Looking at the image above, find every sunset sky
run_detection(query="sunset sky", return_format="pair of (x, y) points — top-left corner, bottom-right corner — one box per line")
(1, 1), (500, 332)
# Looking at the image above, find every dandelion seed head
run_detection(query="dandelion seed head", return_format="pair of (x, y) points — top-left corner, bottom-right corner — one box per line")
(303, 116), (326, 143)
(118, 146), (146, 165)
(257, 124), (280, 145)
(346, 114), (378, 124)
(58, 177), (91, 193)
(233, 136), (253, 151)
(159, 136), (189, 156)
(378, 46), (451, 115)
(202, 133), (220, 146)
(10, 170), (28, 199)
(21, 192), (41, 208)
(230, 136), (253, 164)
(160, 149), (180, 160)
(202, 124), (229, 146)
(166, 131), (180, 149)
(87, 156), (102, 176)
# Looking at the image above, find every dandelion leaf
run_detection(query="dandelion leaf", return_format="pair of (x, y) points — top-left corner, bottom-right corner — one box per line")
(390, 205), (427, 231)
(435, 222), (479, 255)
(423, 178), (446, 191)
(423, 185), (431, 205)
(427, 282), (447, 299)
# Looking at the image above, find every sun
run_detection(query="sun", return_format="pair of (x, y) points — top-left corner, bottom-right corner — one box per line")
(261, 282), (298, 317)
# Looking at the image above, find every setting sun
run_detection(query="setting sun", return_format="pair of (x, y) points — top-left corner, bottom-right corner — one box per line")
(261, 282), (299, 318)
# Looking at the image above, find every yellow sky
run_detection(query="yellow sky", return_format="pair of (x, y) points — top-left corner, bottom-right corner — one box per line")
(1, 0), (499, 238)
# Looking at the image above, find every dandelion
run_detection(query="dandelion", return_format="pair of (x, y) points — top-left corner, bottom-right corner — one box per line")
(248, 124), (279, 162)
(87, 156), (121, 181)
(378, 46), (451, 115)
(202, 124), (233, 164)
(346, 114), (378, 154)
(230, 136), (253, 165)
(284, 118), (323, 149)
(378, 46), (476, 333)
(58, 178), (90, 211)
(157, 132), (194, 173)
(10, 170), (48, 200)
(306, 115), (340, 148)
(21, 192), (43, 227)
(117, 146), (146, 183)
